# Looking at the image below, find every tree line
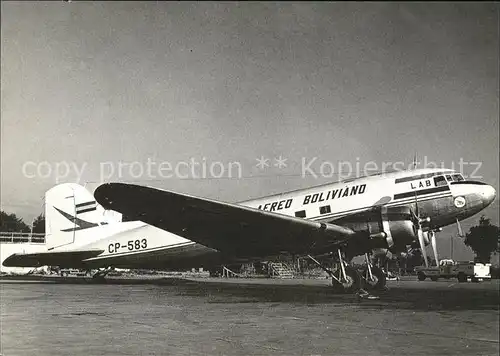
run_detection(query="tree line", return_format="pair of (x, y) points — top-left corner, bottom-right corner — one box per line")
(0, 211), (45, 233)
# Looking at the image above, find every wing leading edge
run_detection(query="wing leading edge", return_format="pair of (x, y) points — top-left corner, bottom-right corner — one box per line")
(94, 183), (355, 259)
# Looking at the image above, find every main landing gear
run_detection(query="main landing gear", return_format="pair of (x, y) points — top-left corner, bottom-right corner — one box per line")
(92, 267), (112, 281)
(360, 253), (387, 292)
(307, 250), (382, 299)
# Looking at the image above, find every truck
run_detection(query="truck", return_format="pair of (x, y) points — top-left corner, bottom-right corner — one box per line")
(415, 259), (491, 282)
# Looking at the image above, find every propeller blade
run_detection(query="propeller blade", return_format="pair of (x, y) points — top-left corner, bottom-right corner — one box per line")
(430, 231), (439, 266)
(422, 231), (430, 246)
(417, 228), (429, 268)
(413, 192), (420, 219)
(456, 218), (464, 238)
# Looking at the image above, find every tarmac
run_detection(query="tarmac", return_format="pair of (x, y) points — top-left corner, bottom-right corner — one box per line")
(0, 276), (498, 356)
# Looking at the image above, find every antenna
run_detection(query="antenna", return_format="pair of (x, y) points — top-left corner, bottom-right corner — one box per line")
(412, 152), (418, 170)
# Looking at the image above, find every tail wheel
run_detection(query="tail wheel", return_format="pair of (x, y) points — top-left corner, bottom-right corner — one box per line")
(331, 265), (363, 293)
(430, 276), (438, 281)
(208, 267), (222, 277)
(363, 266), (387, 291)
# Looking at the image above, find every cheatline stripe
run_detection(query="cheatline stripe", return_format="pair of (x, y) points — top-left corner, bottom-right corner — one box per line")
(75, 201), (97, 208)
(76, 206), (97, 214)
(386, 192), (452, 207)
(308, 192), (452, 222)
(309, 206), (372, 221)
(393, 185), (450, 200)
(275, 190), (452, 222)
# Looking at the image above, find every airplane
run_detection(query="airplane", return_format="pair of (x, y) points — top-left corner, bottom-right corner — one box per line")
(3, 167), (496, 294)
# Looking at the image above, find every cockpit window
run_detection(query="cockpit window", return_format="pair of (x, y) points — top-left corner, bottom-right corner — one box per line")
(434, 176), (448, 187)
(452, 174), (465, 182)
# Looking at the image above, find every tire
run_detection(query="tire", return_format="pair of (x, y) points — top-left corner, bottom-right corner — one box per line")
(92, 274), (106, 282)
(417, 272), (426, 281)
(430, 276), (438, 281)
(457, 272), (467, 283)
(331, 265), (363, 294)
(362, 266), (387, 291)
(208, 268), (221, 277)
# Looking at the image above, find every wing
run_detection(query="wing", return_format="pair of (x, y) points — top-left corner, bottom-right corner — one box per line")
(94, 183), (355, 259)
(2, 249), (104, 268)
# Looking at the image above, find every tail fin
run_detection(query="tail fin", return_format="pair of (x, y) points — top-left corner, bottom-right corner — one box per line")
(45, 183), (122, 250)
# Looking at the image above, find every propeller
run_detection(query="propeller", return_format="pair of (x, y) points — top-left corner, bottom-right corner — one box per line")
(456, 218), (464, 238)
(429, 230), (439, 266)
(411, 190), (431, 268)
(417, 226), (429, 268)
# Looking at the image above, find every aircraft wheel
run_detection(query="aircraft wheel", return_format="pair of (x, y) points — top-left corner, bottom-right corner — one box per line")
(331, 265), (362, 294)
(363, 266), (387, 291)
(457, 272), (467, 283)
(208, 268), (221, 278)
(430, 276), (438, 281)
(91, 274), (107, 283)
(417, 272), (426, 281)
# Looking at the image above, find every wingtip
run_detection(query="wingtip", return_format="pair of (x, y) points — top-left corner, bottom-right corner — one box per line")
(94, 182), (140, 208)
(94, 183), (115, 208)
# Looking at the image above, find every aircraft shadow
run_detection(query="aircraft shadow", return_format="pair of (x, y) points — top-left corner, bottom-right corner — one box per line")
(2, 276), (498, 311)
(165, 279), (500, 312)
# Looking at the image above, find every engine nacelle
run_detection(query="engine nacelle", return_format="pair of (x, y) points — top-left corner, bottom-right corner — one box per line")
(339, 206), (420, 254)
(378, 206), (417, 251)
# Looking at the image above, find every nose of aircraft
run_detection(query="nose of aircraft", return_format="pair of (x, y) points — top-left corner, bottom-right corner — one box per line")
(481, 185), (496, 208)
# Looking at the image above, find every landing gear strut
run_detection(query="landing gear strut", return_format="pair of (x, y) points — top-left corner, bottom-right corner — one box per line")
(92, 267), (112, 281)
(331, 264), (362, 294)
(330, 250), (363, 294)
(307, 250), (372, 297)
(361, 253), (387, 291)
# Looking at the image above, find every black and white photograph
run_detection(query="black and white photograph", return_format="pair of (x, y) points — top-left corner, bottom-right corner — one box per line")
(1, 2), (499, 355)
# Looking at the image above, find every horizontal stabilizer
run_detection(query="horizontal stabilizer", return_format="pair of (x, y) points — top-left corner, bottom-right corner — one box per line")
(2, 249), (104, 268)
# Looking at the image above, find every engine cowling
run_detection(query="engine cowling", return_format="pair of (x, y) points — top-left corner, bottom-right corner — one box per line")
(339, 206), (421, 254)
(377, 206), (418, 251)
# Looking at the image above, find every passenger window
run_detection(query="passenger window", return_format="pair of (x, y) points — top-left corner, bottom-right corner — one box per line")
(295, 210), (306, 218)
(453, 174), (464, 182)
(320, 205), (331, 214)
(445, 175), (453, 182)
(433, 176), (447, 187)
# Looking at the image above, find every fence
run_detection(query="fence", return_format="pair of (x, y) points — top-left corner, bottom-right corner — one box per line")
(0, 232), (46, 244)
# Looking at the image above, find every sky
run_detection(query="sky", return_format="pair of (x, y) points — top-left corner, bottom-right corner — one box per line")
(1, 2), (499, 261)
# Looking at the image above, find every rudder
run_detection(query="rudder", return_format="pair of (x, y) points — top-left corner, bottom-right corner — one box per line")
(45, 183), (121, 250)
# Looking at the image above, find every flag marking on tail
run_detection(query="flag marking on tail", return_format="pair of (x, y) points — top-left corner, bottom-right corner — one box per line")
(75, 201), (97, 214)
